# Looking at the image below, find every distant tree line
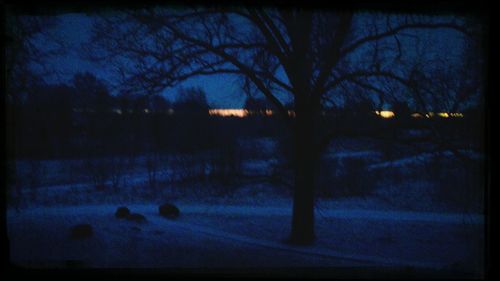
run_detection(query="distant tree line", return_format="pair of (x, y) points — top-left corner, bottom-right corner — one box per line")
(8, 71), (481, 160)
(7, 72), (285, 159)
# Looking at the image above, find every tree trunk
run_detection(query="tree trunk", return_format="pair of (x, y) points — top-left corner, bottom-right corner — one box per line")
(289, 103), (317, 245)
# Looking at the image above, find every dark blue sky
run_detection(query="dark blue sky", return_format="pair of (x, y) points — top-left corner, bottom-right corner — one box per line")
(37, 12), (467, 109)
(39, 13), (257, 108)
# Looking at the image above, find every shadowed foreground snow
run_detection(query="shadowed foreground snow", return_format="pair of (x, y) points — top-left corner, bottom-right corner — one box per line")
(7, 138), (485, 276)
(7, 203), (484, 274)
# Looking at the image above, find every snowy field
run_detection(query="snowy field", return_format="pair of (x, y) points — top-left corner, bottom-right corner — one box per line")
(6, 136), (485, 277)
(7, 203), (483, 270)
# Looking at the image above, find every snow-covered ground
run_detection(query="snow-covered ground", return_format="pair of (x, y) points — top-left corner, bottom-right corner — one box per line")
(7, 136), (485, 275)
(367, 150), (484, 171)
(7, 203), (484, 272)
(7, 204), (367, 268)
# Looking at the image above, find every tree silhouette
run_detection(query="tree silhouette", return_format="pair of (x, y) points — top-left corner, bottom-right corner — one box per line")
(174, 87), (209, 114)
(72, 72), (112, 112)
(244, 96), (274, 115)
(5, 12), (64, 207)
(89, 5), (477, 244)
(172, 87), (212, 152)
(5, 13), (62, 100)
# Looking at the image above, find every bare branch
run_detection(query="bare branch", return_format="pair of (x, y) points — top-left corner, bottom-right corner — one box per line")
(311, 13), (353, 98)
(162, 19), (291, 119)
(340, 20), (471, 60)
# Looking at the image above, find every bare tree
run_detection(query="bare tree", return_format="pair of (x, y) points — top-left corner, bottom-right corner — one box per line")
(394, 24), (484, 156)
(5, 11), (64, 99)
(5, 10), (63, 210)
(87, 5), (477, 244)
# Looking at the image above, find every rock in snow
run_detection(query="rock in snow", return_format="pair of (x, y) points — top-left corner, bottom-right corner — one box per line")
(159, 203), (180, 219)
(126, 213), (147, 223)
(115, 206), (131, 219)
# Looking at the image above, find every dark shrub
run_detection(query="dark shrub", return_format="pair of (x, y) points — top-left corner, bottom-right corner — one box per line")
(115, 206), (130, 219)
(126, 213), (147, 223)
(95, 184), (107, 191)
(337, 158), (375, 197)
(69, 223), (93, 239)
(318, 157), (376, 198)
(159, 203), (180, 219)
(64, 260), (85, 268)
(433, 158), (484, 213)
(130, 226), (141, 232)
(84, 156), (126, 191)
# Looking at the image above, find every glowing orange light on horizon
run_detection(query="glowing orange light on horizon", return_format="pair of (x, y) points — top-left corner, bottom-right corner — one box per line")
(450, 112), (463, 118)
(418, 112), (463, 118)
(208, 109), (249, 117)
(374, 110), (395, 118)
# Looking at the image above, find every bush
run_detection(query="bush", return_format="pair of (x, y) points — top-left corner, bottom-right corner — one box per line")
(25, 160), (44, 202)
(130, 226), (142, 232)
(340, 158), (376, 197)
(209, 144), (242, 185)
(83, 156), (127, 190)
(170, 154), (206, 182)
(159, 203), (180, 219)
(433, 158), (484, 213)
(146, 153), (160, 189)
(69, 223), (93, 240)
(318, 157), (376, 198)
